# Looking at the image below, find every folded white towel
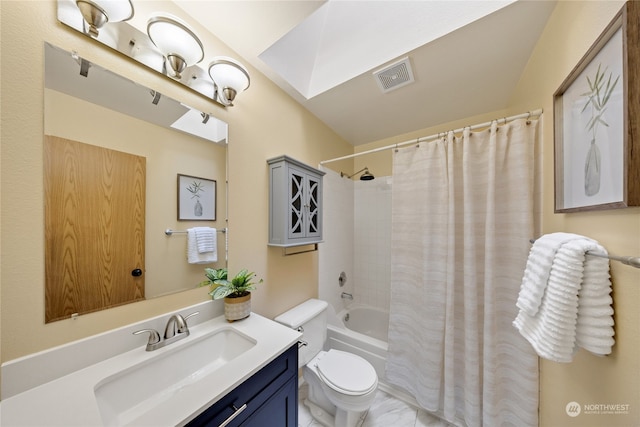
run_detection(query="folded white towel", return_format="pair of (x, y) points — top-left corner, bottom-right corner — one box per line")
(187, 228), (217, 264)
(575, 250), (614, 356)
(194, 227), (217, 254)
(514, 234), (615, 362)
(517, 232), (582, 316)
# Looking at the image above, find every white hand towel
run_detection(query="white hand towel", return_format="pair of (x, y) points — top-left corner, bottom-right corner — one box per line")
(517, 232), (583, 316)
(194, 227), (217, 254)
(575, 249), (614, 356)
(187, 228), (217, 264)
(514, 239), (584, 362)
(513, 234), (615, 362)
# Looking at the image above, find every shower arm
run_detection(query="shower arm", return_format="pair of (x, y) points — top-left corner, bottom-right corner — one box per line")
(341, 167), (369, 179)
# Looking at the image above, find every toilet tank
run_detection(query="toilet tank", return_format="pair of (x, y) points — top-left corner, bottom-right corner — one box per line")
(274, 299), (328, 366)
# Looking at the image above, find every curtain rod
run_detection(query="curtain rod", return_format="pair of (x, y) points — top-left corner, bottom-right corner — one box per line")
(320, 108), (543, 165)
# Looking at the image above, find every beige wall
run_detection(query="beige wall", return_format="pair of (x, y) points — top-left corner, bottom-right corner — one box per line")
(509, 1), (639, 426)
(0, 0), (352, 374)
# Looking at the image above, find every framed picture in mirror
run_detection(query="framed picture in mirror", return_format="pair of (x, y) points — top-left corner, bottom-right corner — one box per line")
(178, 174), (216, 221)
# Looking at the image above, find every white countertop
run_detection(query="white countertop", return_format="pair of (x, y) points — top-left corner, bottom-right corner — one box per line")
(1, 313), (301, 426)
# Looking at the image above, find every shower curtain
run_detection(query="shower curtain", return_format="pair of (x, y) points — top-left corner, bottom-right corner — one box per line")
(386, 119), (539, 427)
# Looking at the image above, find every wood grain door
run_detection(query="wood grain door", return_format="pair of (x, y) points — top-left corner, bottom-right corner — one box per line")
(44, 136), (145, 322)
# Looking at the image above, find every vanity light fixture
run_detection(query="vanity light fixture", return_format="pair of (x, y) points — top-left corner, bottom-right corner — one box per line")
(147, 13), (205, 80)
(62, 1), (250, 107)
(208, 57), (251, 106)
(75, 0), (134, 37)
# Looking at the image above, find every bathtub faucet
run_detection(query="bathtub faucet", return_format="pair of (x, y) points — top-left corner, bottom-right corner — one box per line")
(341, 292), (353, 300)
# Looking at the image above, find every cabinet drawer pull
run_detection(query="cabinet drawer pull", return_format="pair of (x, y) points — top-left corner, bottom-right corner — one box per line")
(219, 403), (247, 427)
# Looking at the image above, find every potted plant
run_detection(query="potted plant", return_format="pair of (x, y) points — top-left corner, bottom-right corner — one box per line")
(198, 268), (263, 322)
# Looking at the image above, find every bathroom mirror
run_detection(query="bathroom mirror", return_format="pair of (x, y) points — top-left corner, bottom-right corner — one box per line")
(44, 42), (228, 321)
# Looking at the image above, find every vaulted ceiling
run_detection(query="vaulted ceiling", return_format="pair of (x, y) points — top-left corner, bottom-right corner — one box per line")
(177, 1), (557, 146)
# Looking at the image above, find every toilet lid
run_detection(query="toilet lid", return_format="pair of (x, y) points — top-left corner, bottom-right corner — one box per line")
(316, 350), (377, 395)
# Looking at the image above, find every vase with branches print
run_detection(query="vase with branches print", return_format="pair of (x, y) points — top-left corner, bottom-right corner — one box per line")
(186, 180), (205, 216)
(581, 64), (619, 197)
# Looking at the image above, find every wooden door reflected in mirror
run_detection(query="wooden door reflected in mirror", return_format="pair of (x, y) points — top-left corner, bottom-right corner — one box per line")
(44, 136), (146, 322)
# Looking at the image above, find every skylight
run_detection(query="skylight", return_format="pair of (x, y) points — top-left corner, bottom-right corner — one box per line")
(259, 0), (516, 99)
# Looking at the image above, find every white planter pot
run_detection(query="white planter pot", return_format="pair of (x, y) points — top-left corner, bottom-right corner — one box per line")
(224, 293), (251, 322)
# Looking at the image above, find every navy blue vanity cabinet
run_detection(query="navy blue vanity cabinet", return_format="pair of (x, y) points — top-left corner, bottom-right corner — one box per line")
(186, 344), (298, 427)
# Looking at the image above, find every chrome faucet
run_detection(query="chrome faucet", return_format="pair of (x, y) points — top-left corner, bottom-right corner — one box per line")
(341, 292), (353, 300)
(133, 311), (199, 351)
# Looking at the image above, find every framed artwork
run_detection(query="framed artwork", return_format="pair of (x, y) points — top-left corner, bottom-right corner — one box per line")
(177, 174), (216, 221)
(553, 1), (640, 213)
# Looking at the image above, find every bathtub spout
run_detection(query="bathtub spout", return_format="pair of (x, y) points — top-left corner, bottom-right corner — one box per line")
(341, 292), (353, 300)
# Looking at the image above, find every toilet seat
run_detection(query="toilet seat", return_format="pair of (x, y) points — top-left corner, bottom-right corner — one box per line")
(315, 350), (377, 396)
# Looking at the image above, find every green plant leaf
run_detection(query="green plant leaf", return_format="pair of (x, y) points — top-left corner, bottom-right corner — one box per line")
(581, 63), (619, 140)
(212, 285), (233, 299)
(602, 75), (619, 105)
(205, 268), (262, 299)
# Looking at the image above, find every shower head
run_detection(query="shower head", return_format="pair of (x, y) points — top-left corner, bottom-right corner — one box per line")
(341, 167), (375, 181)
(360, 169), (375, 180)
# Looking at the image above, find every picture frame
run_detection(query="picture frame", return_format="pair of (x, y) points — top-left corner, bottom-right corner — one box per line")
(177, 174), (216, 221)
(553, 1), (640, 213)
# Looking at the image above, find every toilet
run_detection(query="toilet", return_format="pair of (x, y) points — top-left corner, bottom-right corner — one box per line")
(275, 299), (378, 427)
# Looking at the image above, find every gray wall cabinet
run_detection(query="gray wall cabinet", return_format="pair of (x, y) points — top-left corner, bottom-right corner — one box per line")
(268, 156), (325, 247)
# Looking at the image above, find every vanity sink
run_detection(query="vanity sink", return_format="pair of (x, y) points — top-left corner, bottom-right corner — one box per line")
(94, 326), (256, 426)
(1, 308), (302, 427)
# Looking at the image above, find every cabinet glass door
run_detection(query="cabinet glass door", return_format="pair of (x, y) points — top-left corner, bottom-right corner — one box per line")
(288, 169), (306, 240)
(305, 174), (321, 238)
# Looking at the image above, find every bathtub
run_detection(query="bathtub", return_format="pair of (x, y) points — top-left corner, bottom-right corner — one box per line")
(325, 304), (389, 381)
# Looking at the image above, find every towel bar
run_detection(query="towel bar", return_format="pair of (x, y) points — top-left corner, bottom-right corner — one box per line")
(529, 238), (640, 269)
(165, 228), (227, 235)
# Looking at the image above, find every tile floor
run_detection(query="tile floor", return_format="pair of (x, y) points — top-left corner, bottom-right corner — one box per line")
(298, 383), (453, 427)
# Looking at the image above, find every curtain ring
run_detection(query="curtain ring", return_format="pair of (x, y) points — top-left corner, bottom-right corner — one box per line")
(526, 111), (532, 125)
(394, 143), (399, 153)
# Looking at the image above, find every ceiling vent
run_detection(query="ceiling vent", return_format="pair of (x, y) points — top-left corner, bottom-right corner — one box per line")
(373, 57), (415, 93)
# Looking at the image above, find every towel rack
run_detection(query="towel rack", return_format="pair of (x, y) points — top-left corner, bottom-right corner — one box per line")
(165, 228), (227, 236)
(529, 238), (640, 269)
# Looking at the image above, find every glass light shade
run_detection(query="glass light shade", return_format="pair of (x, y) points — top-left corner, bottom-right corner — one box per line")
(188, 76), (216, 99)
(130, 45), (165, 74)
(91, 0), (133, 22)
(147, 13), (204, 76)
(76, 0), (133, 37)
(208, 57), (250, 105)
